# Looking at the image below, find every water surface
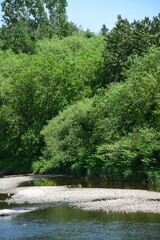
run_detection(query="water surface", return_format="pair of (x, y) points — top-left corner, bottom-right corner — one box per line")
(20, 176), (160, 192)
(1, 177), (160, 240)
(0, 205), (160, 240)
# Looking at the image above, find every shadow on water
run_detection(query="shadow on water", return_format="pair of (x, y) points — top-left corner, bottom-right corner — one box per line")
(19, 176), (160, 192)
(0, 193), (15, 209)
(1, 176), (160, 240)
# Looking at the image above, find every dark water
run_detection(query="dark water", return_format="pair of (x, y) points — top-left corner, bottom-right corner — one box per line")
(0, 177), (160, 240)
(20, 176), (160, 192)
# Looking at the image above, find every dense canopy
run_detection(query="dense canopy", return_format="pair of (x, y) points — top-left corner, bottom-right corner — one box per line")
(0, 0), (160, 182)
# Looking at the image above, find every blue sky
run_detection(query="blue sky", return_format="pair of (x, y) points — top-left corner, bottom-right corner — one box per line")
(67, 0), (160, 32)
(0, 0), (159, 32)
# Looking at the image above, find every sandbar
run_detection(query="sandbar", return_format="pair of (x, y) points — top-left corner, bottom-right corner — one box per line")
(0, 175), (160, 214)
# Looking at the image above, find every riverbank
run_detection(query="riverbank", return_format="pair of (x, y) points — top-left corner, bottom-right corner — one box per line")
(0, 175), (160, 214)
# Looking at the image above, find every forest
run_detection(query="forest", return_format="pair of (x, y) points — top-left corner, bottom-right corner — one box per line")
(0, 0), (160, 183)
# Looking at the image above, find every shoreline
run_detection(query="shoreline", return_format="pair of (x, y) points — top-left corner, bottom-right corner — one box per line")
(0, 175), (160, 214)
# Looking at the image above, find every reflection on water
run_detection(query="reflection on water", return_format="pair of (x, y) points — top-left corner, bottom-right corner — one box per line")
(0, 193), (15, 209)
(0, 205), (160, 240)
(20, 176), (160, 192)
(1, 177), (160, 240)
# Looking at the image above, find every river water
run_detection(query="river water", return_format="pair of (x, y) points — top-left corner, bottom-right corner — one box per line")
(0, 177), (160, 240)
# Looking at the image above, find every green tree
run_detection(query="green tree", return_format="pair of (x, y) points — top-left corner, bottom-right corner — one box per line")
(100, 24), (108, 36)
(0, 0), (48, 53)
(0, 0), (69, 53)
(101, 15), (160, 86)
(150, 14), (160, 46)
(45, 0), (69, 37)
(0, 21), (36, 54)
(0, 34), (104, 173)
(96, 47), (160, 181)
(37, 47), (160, 182)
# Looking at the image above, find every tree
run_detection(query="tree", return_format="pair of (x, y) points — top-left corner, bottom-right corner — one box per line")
(100, 24), (108, 36)
(45, 0), (69, 37)
(35, 47), (160, 182)
(96, 47), (160, 181)
(0, 0), (69, 53)
(100, 15), (160, 86)
(0, 0), (48, 53)
(0, 21), (36, 54)
(100, 15), (133, 84)
(0, 33), (104, 173)
(151, 14), (160, 46)
(1, 0), (48, 27)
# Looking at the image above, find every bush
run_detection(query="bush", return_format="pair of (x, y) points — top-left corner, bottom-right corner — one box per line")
(36, 47), (160, 183)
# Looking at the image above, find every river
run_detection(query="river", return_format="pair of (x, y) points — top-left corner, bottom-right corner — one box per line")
(0, 177), (160, 240)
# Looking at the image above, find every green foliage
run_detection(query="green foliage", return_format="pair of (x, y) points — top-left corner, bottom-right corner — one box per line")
(0, 0), (71, 53)
(0, 11), (160, 183)
(97, 127), (160, 182)
(36, 33), (105, 97)
(100, 24), (109, 36)
(35, 99), (94, 173)
(37, 47), (160, 182)
(45, 0), (69, 37)
(0, 22), (36, 54)
(101, 15), (160, 85)
(0, 34), (104, 173)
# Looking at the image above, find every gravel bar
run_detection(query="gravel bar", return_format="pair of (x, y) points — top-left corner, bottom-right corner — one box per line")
(0, 175), (160, 214)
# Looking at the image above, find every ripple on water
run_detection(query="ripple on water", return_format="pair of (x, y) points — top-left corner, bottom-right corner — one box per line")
(0, 205), (160, 240)
(1, 177), (160, 240)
